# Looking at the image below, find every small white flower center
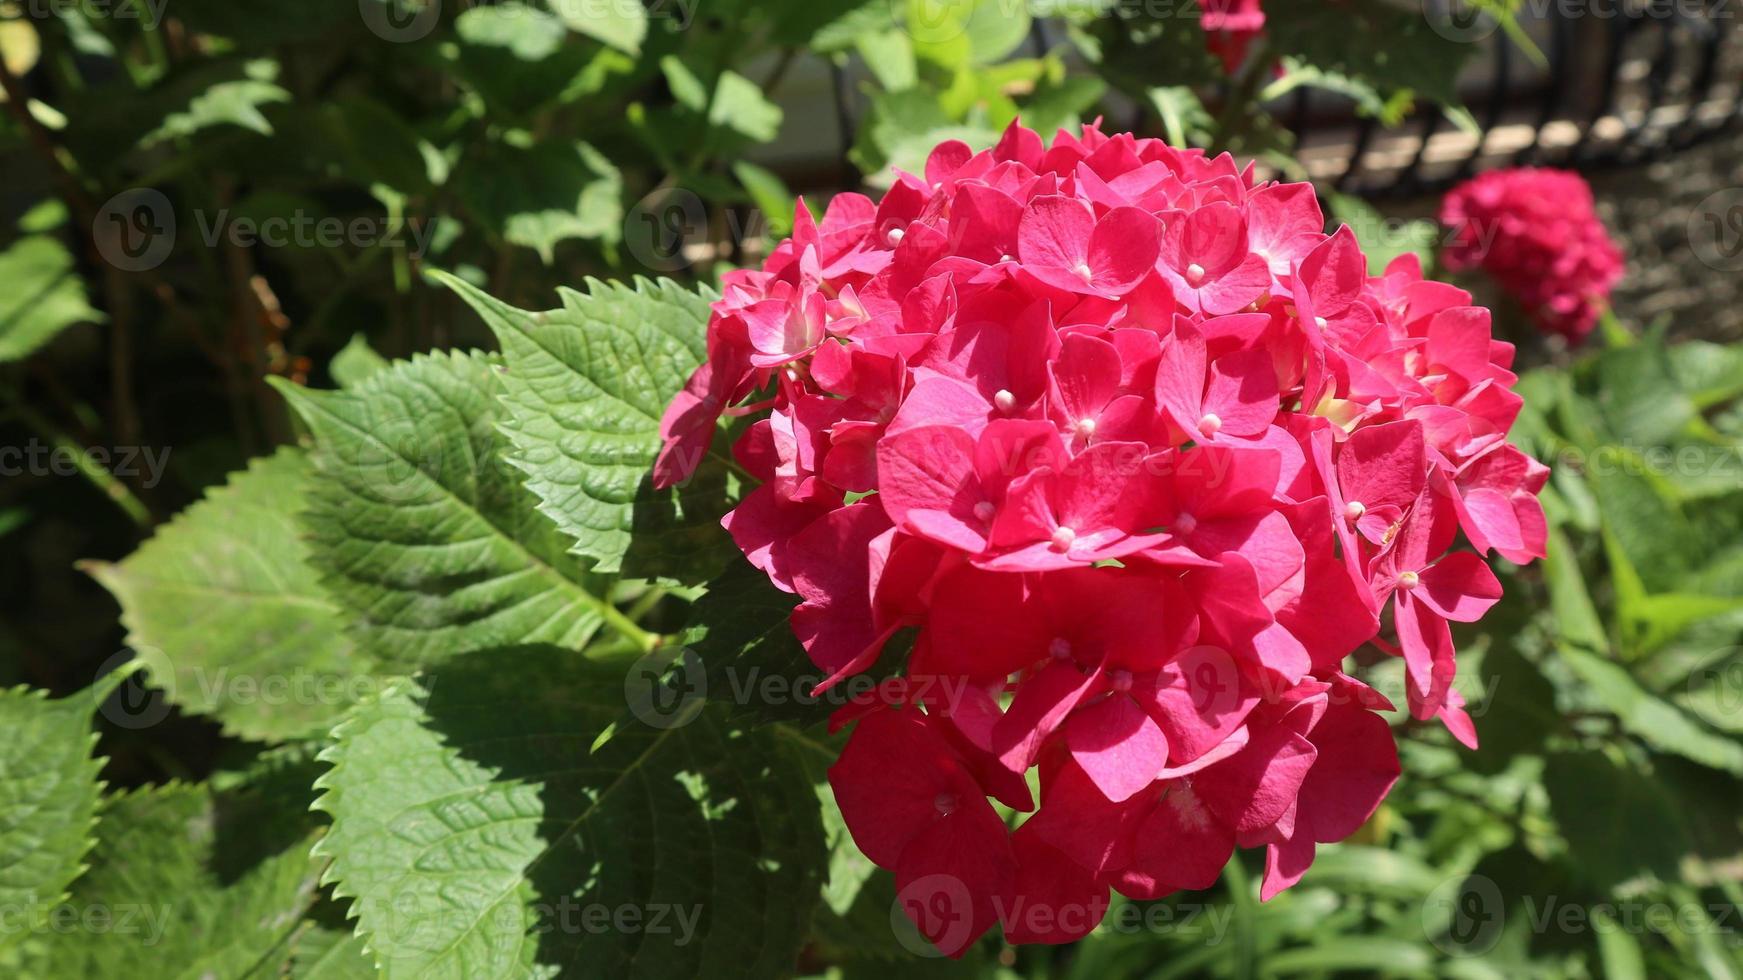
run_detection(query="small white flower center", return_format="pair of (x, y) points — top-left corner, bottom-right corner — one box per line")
(1314, 315), (1328, 329)
(973, 501), (996, 523)
(1074, 417), (1097, 438)
(1050, 526), (1077, 552)
(1175, 512), (1198, 535)
(1198, 412), (1222, 436)
(1186, 262), (1206, 285)
(1073, 261), (1094, 282)
(1397, 570), (1420, 590)
(993, 389), (1017, 414)
(885, 226), (905, 246)
(1344, 500), (1366, 521)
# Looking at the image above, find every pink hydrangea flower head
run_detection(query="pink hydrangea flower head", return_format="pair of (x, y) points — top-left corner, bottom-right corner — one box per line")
(1199, 0), (1267, 74)
(1439, 167), (1625, 344)
(656, 122), (1548, 954)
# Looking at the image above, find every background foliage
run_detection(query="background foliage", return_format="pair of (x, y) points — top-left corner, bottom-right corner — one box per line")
(1, 1), (1740, 977)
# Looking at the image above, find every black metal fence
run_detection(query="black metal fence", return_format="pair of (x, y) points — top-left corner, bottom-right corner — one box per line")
(1324, 0), (1743, 196)
(817, 1), (1743, 198)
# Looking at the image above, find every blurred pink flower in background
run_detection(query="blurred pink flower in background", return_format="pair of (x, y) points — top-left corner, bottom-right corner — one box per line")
(1200, 0), (1266, 74)
(1440, 167), (1625, 344)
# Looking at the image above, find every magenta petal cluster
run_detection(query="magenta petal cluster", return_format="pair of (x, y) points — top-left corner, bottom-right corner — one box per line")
(1439, 167), (1625, 344)
(656, 123), (1548, 955)
(1199, 0), (1267, 74)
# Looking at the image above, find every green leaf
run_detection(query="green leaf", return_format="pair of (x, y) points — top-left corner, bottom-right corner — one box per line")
(1677, 644), (1743, 735)
(457, 3), (566, 60)
(1257, 937), (1435, 977)
(655, 59), (782, 145)
(452, 6), (600, 115)
(0, 235), (103, 363)
(1594, 906), (1648, 980)
(314, 645), (826, 979)
(1559, 648), (1743, 775)
(1543, 750), (1690, 890)
(288, 925), (377, 980)
(906, 0), (1030, 67)
(1264, 59), (1415, 126)
(1265, 0), (1473, 114)
(849, 87), (998, 185)
(548, 0), (646, 54)
(304, 97), (436, 196)
(1626, 592), (1743, 660)
(330, 334), (390, 390)
(658, 55), (710, 112)
(143, 60), (291, 145)
(679, 557), (818, 728)
(1468, 644), (1561, 774)
(1147, 86), (1213, 149)
(1297, 846), (1446, 898)
(438, 273), (736, 582)
(1542, 526), (1607, 652)
(730, 161), (794, 237)
(0, 685), (103, 948)
(270, 352), (617, 670)
(1021, 74), (1107, 137)
(458, 140), (623, 264)
(19, 782), (324, 977)
(1590, 467), (1697, 595)
(856, 30), (918, 90)
(1668, 340), (1743, 409)
(709, 71), (784, 143)
(0, 19), (39, 78)
(85, 448), (376, 742)
(1587, 336), (1698, 446)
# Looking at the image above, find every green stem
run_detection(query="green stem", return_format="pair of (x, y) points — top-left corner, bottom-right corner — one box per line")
(596, 600), (661, 654)
(1, 390), (153, 528)
(625, 587), (669, 624)
(1222, 851), (1258, 980)
(1212, 39), (1276, 155)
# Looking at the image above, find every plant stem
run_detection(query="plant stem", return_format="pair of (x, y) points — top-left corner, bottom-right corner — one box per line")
(1, 389), (153, 528)
(625, 587), (669, 624)
(1212, 40), (1276, 156)
(1222, 851), (1258, 980)
(596, 600), (662, 655)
